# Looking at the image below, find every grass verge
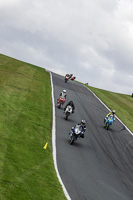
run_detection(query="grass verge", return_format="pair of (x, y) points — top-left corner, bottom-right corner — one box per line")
(0, 54), (66, 200)
(86, 85), (133, 133)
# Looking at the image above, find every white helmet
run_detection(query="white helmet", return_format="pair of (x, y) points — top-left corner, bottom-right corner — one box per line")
(81, 120), (86, 125)
(112, 110), (115, 114)
(63, 90), (66, 93)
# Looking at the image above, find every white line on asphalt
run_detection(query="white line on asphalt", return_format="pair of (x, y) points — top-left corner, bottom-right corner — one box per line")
(50, 72), (71, 200)
(84, 85), (133, 136)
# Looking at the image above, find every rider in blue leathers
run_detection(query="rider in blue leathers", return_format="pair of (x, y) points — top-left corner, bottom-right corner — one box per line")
(104, 110), (116, 123)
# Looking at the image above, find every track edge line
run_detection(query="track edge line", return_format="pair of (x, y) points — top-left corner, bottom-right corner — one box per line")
(50, 72), (71, 200)
(84, 85), (133, 136)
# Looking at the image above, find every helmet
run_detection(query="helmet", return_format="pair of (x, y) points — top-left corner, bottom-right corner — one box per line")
(81, 120), (86, 125)
(63, 90), (66, 93)
(69, 100), (73, 104)
(112, 110), (115, 114)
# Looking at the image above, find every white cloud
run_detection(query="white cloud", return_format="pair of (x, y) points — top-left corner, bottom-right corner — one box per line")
(0, 0), (21, 7)
(0, 0), (133, 94)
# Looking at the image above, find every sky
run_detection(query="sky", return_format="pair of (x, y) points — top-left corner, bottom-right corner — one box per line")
(0, 0), (133, 95)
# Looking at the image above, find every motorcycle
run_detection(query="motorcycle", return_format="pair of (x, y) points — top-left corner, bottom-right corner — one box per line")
(65, 74), (69, 83)
(69, 124), (83, 145)
(57, 97), (65, 109)
(64, 105), (73, 120)
(104, 115), (114, 130)
(71, 76), (76, 81)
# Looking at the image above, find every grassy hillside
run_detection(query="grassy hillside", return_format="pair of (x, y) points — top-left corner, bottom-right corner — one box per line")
(86, 85), (133, 133)
(0, 54), (66, 200)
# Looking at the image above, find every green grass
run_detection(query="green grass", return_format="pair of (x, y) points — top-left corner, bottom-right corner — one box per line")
(0, 54), (66, 200)
(86, 85), (133, 132)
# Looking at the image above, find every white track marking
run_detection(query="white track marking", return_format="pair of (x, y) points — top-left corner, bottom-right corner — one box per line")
(50, 72), (71, 200)
(84, 85), (133, 136)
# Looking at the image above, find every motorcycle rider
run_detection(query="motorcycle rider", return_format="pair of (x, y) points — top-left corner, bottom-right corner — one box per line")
(72, 120), (86, 138)
(69, 74), (73, 79)
(65, 74), (69, 80)
(65, 74), (69, 77)
(104, 110), (116, 123)
(71, 76), (76, 80)
(64, 100), (75, 113)
(58, 90), (67, 99)
(78, 120), (86, 138)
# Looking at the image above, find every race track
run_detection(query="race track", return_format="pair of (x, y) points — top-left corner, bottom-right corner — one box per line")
(52, 72), (133, 200)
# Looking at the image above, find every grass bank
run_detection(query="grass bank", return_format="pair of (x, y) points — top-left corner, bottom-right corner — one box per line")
(0, 54), (66, 200)
(86, 85), (133, 133)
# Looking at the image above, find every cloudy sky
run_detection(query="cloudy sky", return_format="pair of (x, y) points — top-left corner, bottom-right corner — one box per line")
(0, 0), (133, 94)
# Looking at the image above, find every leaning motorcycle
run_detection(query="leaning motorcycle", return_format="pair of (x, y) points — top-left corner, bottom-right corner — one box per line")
(71, 76), (76, 81)
(65, 74), (69, 83)
(57, 97), (65, 109)
(69, 125), (83, 145)
(104, 115), (114, 130)
(64, 105), (72, 120)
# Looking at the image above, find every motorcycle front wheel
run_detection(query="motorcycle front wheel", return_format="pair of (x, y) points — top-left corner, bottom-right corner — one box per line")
(65, 115), (68, 120)
(69, 137), (74, 145)
(69, 134), (74, 145)
(105, 124), (109, 130)
(58, 103), (61, 109)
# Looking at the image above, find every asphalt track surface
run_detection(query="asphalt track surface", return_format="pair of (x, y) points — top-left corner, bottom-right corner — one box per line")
(52, 72), (133, 200)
